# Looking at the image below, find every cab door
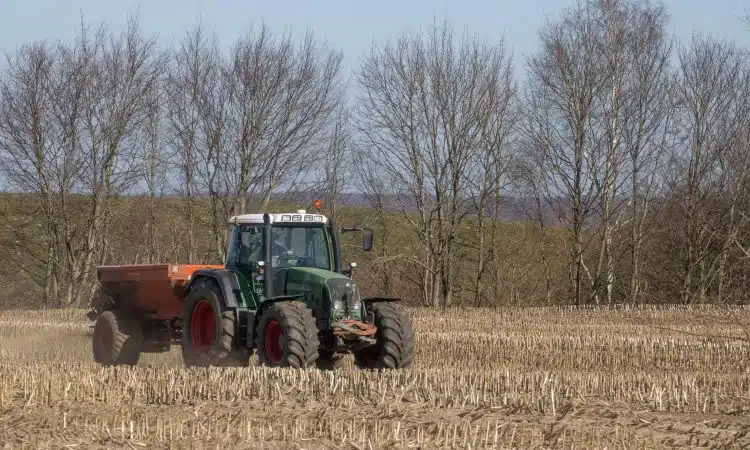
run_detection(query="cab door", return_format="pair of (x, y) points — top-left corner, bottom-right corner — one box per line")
(225, 224), (264, 309)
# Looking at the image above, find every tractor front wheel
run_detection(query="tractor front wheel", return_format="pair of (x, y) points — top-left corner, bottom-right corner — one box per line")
(181, 285), (246, 367)
(92, 310), (142, 366)
(354, 302), (414, 370)
(256, 302), (318, 368)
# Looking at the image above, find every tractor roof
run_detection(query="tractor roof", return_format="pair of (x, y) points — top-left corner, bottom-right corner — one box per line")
(228, 210), (329, 225)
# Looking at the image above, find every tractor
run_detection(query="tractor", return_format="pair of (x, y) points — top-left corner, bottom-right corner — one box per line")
(87, 205), (414, 370)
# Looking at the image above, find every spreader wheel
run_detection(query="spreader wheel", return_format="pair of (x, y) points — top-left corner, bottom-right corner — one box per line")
(92, 310), (142, 366)
(354, 302), (414, 370)
(181, 285), (247, 367)
(255, 302), (319, 368)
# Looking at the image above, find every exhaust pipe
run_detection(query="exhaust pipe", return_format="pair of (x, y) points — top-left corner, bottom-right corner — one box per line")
(263, 213), (273, 298)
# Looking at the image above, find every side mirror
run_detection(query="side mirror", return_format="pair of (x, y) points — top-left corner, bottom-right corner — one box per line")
(363, 230), (374, 252)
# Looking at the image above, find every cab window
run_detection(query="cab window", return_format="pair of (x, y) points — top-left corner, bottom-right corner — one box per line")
(272, 226), (330, 270)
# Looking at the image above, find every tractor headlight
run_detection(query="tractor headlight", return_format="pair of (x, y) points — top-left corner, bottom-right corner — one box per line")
(327, 279), (361, 314)
(345, 280), (361, 310)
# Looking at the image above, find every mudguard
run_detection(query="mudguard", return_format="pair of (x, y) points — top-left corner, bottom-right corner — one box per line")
(185, 268), (243, 309)
(254, 294), (305, 316)
(263, 294), (305, 302)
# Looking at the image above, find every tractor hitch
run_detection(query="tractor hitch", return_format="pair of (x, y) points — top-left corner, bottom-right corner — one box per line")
(332, 320), (377, 346)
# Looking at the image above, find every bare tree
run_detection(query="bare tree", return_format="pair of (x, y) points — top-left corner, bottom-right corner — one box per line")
(512, 147), (556, 305)
(75, 18), (166, 305)
(353, 148), (395, 295)
(181, 23), (344, 261)
(138, 78), (169, 264)
(355, 20), (516, 307)
(165, 23), (220, 263)
(592, 0), (632, 305)
(716, 126), (750, 300)
(464, 59), (517, 306)
(524, 1), (609, 305)
(732, 10), (750, 289)
(614, 2), (673, 304)
(591, 0), (674, 304)
(523, 0), (673, 305)
(0, 16), (165, 306)
(321, 107), (351, 222)
(0, 41), (59, 307)
(669, 35), (750, 303)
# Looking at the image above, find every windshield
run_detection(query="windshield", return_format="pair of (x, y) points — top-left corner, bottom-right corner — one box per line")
(271, 225), (331, 270)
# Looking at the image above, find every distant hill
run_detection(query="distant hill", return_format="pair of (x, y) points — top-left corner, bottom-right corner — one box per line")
(0, 187), (628, 228)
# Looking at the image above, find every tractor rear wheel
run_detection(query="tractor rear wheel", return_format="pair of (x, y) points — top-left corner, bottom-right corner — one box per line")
(354, 302), (414, 370)
(92, 310), (142, 366)
(181, 285), (247, 367)
(256, 302), (318, 368)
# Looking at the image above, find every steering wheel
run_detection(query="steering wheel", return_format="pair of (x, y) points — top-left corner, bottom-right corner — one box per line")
(278, 249), (302, 266)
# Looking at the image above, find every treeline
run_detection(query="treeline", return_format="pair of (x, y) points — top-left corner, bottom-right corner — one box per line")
(0, 0), (749, 309)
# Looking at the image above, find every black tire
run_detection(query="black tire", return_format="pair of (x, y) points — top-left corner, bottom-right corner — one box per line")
(354, 302), (414, 370)
(256, 302), (319, 368)
(316, 349), (346, 370)
(92, 310), (142, 366)
(181, 285), (246, 367)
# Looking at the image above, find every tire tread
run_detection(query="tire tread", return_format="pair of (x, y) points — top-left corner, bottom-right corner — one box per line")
(256, 301), (319, 368)
(354, 302), (414, 370)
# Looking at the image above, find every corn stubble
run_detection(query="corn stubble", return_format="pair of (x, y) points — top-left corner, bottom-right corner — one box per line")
(1, 306), (749, 448)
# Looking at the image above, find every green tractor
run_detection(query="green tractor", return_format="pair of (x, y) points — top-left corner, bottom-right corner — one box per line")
(88, 206), (414, 370)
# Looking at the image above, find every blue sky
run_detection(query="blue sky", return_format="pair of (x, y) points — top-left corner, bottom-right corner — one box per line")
(2, 0), (748, 82)
(0, 0), (748, 193)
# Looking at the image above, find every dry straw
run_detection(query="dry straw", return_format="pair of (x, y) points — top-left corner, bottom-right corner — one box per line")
(1, 305), (749, 448)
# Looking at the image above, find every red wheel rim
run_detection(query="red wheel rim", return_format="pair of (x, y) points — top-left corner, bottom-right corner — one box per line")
(264, 320), (284, 363)
(190, 300), (215, 350)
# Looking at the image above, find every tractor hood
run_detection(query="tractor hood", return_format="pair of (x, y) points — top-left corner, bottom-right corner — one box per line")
(285, 266), (350, 283)
(278, 266), (362, 319)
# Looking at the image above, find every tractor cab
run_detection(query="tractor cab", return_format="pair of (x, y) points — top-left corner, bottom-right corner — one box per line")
(226, 210), (334, 272)
(225, 208), (374, 322)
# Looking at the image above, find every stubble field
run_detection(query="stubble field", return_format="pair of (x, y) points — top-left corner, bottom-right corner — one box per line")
(1, 305), (749, 449)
